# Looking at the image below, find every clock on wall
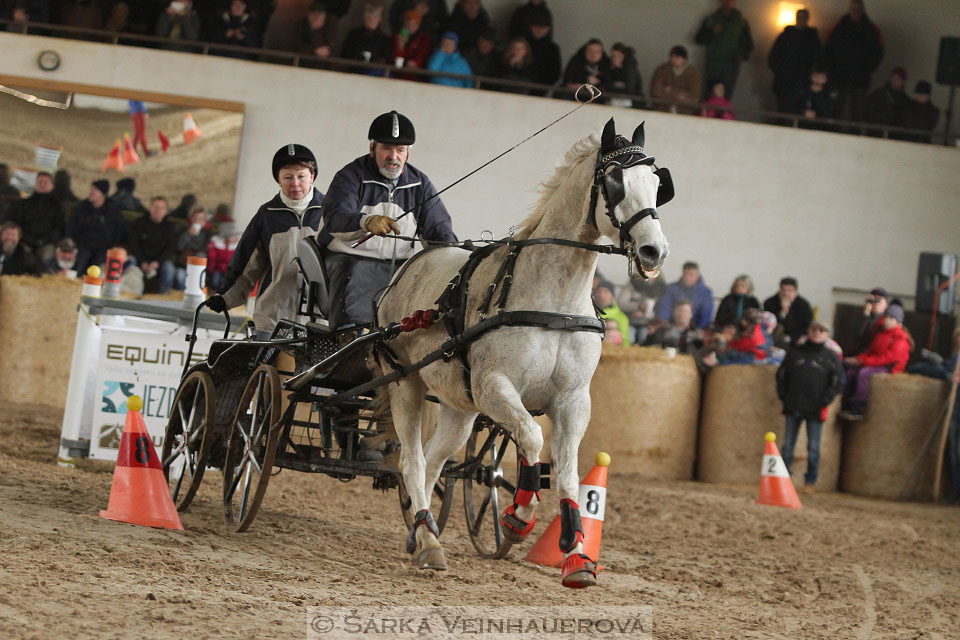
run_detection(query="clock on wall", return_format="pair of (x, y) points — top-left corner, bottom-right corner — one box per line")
(37, 50), (61, 72)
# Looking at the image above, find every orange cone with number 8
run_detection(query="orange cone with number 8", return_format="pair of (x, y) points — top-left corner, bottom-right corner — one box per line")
(99, 396), (184, 530)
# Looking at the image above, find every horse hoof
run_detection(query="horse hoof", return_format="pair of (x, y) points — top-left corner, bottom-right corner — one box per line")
(561, 554), (597, 589)
(501, 505), (535, 543)
(412, 547), (447, 571)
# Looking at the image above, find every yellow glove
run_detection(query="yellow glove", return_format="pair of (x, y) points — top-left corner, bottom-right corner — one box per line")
(363, 214), (401, 236)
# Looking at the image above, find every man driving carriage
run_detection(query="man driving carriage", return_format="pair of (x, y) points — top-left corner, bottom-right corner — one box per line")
(208, 144), (324, 336)
(320, 110), (457, 327)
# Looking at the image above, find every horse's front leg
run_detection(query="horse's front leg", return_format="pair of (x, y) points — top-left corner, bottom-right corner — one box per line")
(548, 387), (598, 588)
(472, 373), (545, 543)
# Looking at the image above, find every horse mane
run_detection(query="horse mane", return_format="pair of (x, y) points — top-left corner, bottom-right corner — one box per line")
(513, 132), (599, 240)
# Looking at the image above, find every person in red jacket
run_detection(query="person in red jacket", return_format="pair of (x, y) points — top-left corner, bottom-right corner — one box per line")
(205, 222), (240, 292)
(839, 303), (910, 419)
(392, 9), (433, 80)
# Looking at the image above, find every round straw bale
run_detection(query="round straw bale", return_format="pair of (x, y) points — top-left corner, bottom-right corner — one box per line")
(840, 373), (949, 500)
(0, 275), (82, 407)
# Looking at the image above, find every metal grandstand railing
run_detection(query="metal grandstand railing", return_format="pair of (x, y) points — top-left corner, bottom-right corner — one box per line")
(2, 18), (955, 146)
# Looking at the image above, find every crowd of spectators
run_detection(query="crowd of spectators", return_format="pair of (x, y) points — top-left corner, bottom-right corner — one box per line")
(0, 164), (238, 297)
(0, 0), (943, 139)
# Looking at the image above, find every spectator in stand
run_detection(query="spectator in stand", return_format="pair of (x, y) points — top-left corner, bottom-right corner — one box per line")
(606, 43), (642, 108)
(296, 1), (331, 60)
(58, 0), (103, 30)
(497, 37), (535, 93)
(717, 307), (770, 365)
(715, 274), (759, 328)
(427, 31), (472, 88)
(785, 68), (839, 130)
(155, 0), (201, 51)
(1, 1), (51, 27)
(445, 0), (490, 54)
(392, 8), (432, 79)
(465, 26), (498, 79)
(840, 302), (910, 419)
(66, 179), (126, 275)
(205, 221), (240, 292)
(603, 319), (624, 345)
(863, 67), (908, 130)
(315, 0), (351, 41)
(0, 222), (40, 276)
(212, 202), (233, 223)
(563, 39), (609, 97)
(650, 45), (701, 115)
(524, 8), (560, 93)
(128, 196), (178, 293)
(701, 79), (735, 120)
(618, 272), (666, 345)
(823, 0), (883, 123)
(99, 244), (144, 296)
(103, 1), (134, 34)
(43, 237), (78, 276)
(644, 299), (704, 355)
(655, 261), (714, 330)
(213, 0), (261, 57)
(776, 321), (845, 492)
(52, 169), (78, 210)
(769, 8), (822, 113)
(111, 177), (147, 215)
(694, 0), (753, 99)
(509, 0), (550, 40)
(340, 3), (391, 73)
(763, 276), (813, 347)
(897, 81), (940, 143)
(127, 100), (152, 158)
(174, 206), (211, 290)
(389, 0), (447, 42)
(7, 171), (63, 262)
(594, 281), (630, 344)
(169, 193), (196, 219)
(850, 287), (888, 355)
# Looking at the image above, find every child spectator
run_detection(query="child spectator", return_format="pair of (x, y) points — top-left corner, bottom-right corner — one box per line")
(701, 79), (735, 119)
(604, 319), (624, 345)
(174, 206), (211, 290)
(594, 281), (630, 345)
(644, 299), (704, 354)
(717, 307), (769, 364)
(840, 303), (910, 419)
(776, 321), (845, 492)
(427, 31), (472, 88)
(714, 274), (759, 327)
(389, 0), (448, 42)
(206, 222), (240, 292)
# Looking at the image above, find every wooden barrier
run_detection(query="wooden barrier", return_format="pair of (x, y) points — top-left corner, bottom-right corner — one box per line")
(840, 373), (949, 500)
(698, 364), (843, 490)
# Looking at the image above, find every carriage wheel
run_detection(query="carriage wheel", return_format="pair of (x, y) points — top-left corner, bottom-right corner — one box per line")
(398, 466), (456, 535)
(462, 423), (521, 559)
(161, 371), (216, 511)
(222, 364), (282, 533)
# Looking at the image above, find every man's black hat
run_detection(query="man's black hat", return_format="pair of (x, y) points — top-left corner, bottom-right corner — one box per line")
(368, 110), (415, 145)
(271, 144), (317, 182)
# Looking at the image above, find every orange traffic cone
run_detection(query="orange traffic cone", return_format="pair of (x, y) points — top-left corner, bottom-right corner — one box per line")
(158, 130), (171, 153)
(182, 113), (202, 144)
(122, 132), (140, 165)
(756, 432), (803, 509)
(99, 395), (184, 530)
(525, 452), (609, 568)
(100, 138), (125, 172)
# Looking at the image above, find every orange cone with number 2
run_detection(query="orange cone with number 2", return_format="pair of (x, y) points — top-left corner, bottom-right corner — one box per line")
(99, 395), (183, 530)
(756, 432), (802, 509)
(525, 452), (609, 568)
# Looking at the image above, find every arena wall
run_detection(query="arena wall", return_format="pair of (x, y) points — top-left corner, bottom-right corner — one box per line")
(2, 30), (960, 330)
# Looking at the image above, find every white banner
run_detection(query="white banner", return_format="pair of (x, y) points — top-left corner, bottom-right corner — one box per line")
(88, 326), (219, 460)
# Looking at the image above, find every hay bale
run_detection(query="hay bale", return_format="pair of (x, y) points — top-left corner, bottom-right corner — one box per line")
(840, 373), (949, 500)
(0, 275), (82, 408)
(538, 345), (700, 478)
(698, 364), (844, 489)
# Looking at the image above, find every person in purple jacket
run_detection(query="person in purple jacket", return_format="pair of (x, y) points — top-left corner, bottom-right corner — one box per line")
(654, 261), (715, 330)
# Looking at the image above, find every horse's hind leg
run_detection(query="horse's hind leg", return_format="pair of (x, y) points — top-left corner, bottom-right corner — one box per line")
(422, 404), (477, 507)
(472, 373), (544, 542)
(548, 387), (597, 588)
(391, 377), (446, 570)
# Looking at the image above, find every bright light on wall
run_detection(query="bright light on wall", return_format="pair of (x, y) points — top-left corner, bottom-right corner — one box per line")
(777, 2), (805, 29)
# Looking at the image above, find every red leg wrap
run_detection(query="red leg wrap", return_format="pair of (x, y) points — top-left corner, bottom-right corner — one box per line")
(561, 553), (597, 589)
(501, 503), (536, 541)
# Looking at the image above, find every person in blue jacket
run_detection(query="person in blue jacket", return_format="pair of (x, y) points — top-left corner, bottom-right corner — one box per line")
(654, 261), (715, 330)
(427, 31), (473, 88)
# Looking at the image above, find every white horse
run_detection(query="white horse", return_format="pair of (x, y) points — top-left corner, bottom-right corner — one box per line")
(375, 119), (670, 588)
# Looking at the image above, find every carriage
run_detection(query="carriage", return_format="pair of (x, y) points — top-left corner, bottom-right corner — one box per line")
(161, 117), (672, 587)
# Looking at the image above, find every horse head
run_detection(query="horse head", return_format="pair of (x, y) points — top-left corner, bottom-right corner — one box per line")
(592, 118), (670, 279)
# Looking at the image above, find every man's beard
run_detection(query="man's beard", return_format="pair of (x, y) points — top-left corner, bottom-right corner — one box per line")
(57, 256), (76, 270)
(379, 161), (403, 180)
(1, 241), (16, 257)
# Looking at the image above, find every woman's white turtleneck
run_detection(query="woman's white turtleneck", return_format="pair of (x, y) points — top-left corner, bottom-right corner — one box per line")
(280, 187), (314, 218)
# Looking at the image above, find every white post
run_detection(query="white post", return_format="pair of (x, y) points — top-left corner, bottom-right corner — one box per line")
(58, 268), (103, 467)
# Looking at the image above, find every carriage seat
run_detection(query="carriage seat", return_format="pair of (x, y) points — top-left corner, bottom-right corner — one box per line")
(296, 235), (331, 320)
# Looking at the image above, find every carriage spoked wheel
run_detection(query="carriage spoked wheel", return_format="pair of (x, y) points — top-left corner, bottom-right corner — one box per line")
(222, 364), (282, 533)
(398, 463), (456, 535)
(161, 371), (216, 511)
(462, 422), (521, 559)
